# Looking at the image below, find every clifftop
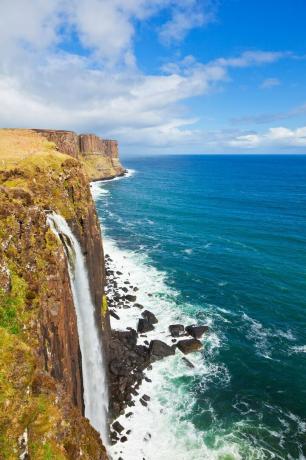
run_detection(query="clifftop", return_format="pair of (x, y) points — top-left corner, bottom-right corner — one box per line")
(32, 128), (126, 181)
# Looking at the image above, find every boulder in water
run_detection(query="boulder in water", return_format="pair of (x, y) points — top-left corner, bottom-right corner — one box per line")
(112, 421), (124, 434)
(125, 294), (137, 302)
(177, 339), (202, 354)
(169, 324), (185, 337)
(185, 325), (209, 339)
(137, 318), (154, 333)
(149, 340), (175, 361)
(141, 310), (158, 325)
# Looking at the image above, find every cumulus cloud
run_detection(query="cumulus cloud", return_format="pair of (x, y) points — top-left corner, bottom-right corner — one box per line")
(0, 0), (300, 152)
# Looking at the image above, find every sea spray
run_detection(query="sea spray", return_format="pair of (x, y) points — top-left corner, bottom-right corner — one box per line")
(47, 213), (109, 443)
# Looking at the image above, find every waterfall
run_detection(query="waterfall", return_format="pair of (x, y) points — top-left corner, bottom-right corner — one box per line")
(47, 213), (108, 443)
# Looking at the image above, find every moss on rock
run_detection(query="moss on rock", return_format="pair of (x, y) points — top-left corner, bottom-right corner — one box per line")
(0, 129), (108, 459)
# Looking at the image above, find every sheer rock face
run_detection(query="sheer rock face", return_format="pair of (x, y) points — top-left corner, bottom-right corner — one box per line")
(33, 129), (126, 181)
(32, 129), (80, 158)
(0, 129), (109, 459)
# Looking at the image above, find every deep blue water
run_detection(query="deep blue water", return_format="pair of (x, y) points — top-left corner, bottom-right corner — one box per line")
(95, 155), (306, 459)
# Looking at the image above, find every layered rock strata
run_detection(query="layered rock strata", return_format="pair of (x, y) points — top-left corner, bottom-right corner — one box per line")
(32, 129), (126, 181)
(0, 129), (109, 459)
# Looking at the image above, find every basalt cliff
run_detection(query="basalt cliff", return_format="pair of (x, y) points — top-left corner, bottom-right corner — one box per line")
(0, 128), (113, 459)
(32, 129), (126, 181)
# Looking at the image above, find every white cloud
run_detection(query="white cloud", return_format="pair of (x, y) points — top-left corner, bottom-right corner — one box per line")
(159, 0), (215, 44)
(260, 77), (281, 89)
(0, 0), (299, 153)
(215, 51), (288, 68)
(227, 126), (306, 149)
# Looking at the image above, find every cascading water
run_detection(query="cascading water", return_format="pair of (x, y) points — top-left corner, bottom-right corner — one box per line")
(47, 213), (108, 443)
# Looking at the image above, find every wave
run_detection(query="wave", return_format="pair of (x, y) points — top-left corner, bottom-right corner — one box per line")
(103, 237), (250, 460)
(90, 182), (110, 200)
(290, 345), (306, 354)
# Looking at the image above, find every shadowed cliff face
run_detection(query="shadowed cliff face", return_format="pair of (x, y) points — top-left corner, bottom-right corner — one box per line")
(0, 129), (109, 459)
(33, 129), (126, 181)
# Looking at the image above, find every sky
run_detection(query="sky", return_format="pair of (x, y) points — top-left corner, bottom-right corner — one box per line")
(0, 0), (306, 156)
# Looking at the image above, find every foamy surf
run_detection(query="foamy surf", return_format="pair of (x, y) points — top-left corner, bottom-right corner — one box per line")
(103, 237), (243, 460)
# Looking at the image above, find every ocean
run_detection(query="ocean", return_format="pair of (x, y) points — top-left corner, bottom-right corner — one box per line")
(91, 154), (306, 460)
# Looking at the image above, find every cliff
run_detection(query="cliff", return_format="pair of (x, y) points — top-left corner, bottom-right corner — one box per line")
(0, 129), (110, 459)
(32, 129), (126, 181)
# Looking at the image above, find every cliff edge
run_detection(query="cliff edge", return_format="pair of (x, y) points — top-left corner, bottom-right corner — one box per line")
(0, 129), (109, 459)
(32, 129), (126, 181)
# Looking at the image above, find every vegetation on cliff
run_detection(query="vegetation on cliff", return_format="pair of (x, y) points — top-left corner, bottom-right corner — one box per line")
(0, 129), (108, 459)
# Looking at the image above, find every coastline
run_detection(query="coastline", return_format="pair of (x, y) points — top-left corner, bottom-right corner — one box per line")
(90, 178), (214, 460)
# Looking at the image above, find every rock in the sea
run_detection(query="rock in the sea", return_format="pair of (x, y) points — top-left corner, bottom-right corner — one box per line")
(134, 303), (144, 309)
(120, 436), (128, 443)
(140, 398), (148, 407)
(125, 294), (137, 302)
(137, 318), (154, 333)
(149, 340), (175, 361)
(112, 421), (124, 434)
(169, 324), (185, 337)
(109, 309), (120, 320)
(182, 357), (195, 368)
(176, 339), (202, 354)
(185, 325), (209, 339)
(142, 394), (150, 401)
(141, 310), (158, 325)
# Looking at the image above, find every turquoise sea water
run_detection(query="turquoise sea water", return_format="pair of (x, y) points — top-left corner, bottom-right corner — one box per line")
(94, 155), (306, 459)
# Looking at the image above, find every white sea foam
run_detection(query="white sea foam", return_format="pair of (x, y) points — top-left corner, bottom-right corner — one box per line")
(90, 169), (136, 199)
(90, 182), (110, 199)
(103, 168), (136, 182)
(290, 345), (306, 354)
(103, 237), (247, 460)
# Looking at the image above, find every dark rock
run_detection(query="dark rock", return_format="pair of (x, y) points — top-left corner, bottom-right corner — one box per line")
(142, 394), (150, 401)
(109, 360), (129, 377)
(137, 318), (154, 333)
(171, 339), (177, 343)
(176, 339), (202, 354)
(169, 324), (185, 337)
(133, 287), (139, 291)
(134, 303), (144, 309)
(126, 429), (132, 435)
(112, 421), (124, 434)
(121, 436), (128, 443)
(125, 294), (137, 302)
(125, 412), (133, 418)
(141, 310), (158, 325)
(144, 377), (152, 383)
(185, 325), (209, 339)
(117, 271), (123, 275)
(109, 309), (120, 320)
(144, 340), (149, 346)
(182, 357), (195, 368)
(140, 399), (148, 407)
(122, 287), (128, 293)
(149, 340), (175, 361)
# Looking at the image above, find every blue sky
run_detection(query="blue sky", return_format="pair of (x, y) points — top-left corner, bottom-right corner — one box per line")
(0, 0), (306, 155)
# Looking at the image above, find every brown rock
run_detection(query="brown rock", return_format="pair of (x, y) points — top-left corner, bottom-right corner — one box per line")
(177, 339), (202, 354)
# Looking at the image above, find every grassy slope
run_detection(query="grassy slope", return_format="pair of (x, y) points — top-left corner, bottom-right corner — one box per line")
(0, 129), (107, 459)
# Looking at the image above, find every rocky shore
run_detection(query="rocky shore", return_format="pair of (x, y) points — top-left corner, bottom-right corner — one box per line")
(104, 252), (210, 450)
